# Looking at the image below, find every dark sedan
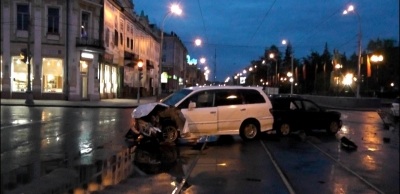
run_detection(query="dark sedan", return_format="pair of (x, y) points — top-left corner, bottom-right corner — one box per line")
(269, 96), (342, 136)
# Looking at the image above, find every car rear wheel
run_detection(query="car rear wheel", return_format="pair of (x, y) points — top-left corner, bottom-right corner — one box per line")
(278, 123), (291, 136)
(326, 121), (340, 134)
(162, 125), (179, 143)
(240, 121), (259, 141)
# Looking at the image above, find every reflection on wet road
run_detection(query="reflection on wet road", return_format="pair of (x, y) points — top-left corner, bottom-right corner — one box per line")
(1, 106), (398, 194)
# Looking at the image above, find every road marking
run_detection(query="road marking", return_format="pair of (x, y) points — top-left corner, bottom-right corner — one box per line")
(307, 141), (385, 194)
(260, 140), (296, 194)
(172, 136), (209, 194)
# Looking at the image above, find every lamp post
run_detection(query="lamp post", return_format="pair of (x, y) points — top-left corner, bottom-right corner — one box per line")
(157, 3), (182, 98)
(137, 59), (143, 104)
(370, 54), (383, 91)
(269, 53), (278, 87)
(343, 5), (362, 98)
(25, 7), (34, 105)
(282, 40), (294, 94)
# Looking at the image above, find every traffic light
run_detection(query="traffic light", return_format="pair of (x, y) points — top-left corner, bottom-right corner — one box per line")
(20, 49), (28, 63)
(139, 72), (144, 81)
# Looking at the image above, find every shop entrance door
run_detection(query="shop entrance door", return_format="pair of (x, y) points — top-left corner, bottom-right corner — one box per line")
(81, 74), (88, 100)
(80, 61), (89, 100)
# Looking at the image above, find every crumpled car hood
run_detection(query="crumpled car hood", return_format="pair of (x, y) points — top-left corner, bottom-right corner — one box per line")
(132, 102), (169, 119)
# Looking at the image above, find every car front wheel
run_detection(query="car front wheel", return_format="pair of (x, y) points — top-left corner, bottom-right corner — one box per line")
(240, 121), (259, 141)
(162, 125), (179, 143)
(326, 121), (340, 134)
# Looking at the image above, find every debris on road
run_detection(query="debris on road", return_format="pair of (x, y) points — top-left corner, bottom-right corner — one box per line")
(340, 136), (358, 150)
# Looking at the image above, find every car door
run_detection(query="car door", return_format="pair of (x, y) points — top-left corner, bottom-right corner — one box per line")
(178, 90), (218, 135)
(301, 99), (326, 129)
(288, 99), (305, 129)
(215, 89), (244, 133)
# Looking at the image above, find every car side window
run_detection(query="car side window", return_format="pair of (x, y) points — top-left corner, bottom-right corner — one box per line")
(241, 89), (266, 104)
(290, 102), (298, 110)
(292, 100), (302, 110)
(215, 90), (243, 106)
(179, 91), (215, 108)
(303, 100), (319, 112)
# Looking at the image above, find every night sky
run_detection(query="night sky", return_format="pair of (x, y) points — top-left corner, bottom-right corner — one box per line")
(133, 0), (399, 82)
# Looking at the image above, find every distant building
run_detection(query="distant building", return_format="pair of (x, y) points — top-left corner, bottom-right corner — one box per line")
(161, 32), (187, 93)
(0, 0), (161, 100)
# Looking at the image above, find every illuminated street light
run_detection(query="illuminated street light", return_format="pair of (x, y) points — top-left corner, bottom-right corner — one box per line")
(370, 54), (384, 90)
(343, 4), (362, 98)
(195, 38), (202, 46)
(158, 3), (182, 97)
(282, 39), (294, 94)
(269, 53), (278, 86)
(370, 54), (383, 62)
(137, 59), (144, 104)
(200, 57), (206, 64)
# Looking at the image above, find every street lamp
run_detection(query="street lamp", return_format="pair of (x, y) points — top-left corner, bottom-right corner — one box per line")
(158, 3), (182, 98)
(269, 53), (278, 86)
(370, 54), (384, 91)
(343, 4), (362, 98)
(137, 59), (143, 104)
(282, 40), (294, 94)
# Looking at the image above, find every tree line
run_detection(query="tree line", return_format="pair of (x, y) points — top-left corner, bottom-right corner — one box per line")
(245, 38), (399, 98)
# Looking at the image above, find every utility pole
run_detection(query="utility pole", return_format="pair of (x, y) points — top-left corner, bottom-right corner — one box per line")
(25, 3), (34, 105)
(214, 48), (216, 83)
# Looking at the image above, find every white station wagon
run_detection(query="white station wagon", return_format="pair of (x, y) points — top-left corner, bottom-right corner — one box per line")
(160, 86), (274, 141)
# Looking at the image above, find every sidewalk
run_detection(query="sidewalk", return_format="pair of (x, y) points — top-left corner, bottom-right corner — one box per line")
(0, 96), (158, 108)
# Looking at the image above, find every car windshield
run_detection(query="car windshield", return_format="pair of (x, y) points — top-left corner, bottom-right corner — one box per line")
(161, 89), (193, 106)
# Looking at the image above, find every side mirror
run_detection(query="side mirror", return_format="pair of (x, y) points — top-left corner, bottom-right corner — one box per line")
(188, 101), (196, 111)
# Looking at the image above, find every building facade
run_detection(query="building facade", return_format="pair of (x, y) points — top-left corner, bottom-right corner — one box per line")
(0, 0), (164, 101)
(161, 32), (187, 93)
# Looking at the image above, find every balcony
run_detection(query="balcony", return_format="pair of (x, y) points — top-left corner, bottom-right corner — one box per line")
(75, 37), (104, 52)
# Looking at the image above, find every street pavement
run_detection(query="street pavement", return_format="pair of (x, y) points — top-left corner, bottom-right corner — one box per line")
(0, 96), (158, 108)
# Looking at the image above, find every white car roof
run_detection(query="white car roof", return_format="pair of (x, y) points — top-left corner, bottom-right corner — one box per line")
(184, 85), (265, 92)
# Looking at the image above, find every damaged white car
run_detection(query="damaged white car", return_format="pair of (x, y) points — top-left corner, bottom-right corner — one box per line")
(159, 86), (274, 141)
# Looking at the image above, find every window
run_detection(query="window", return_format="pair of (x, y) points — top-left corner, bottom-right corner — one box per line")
(241, 89), (265, 104)
(120, 33), (123, 45)
(81, 11), (90, 38)
(11, 56), (33, 92)
(180, 91), (215, 108)
(47, 7), (59, 34)
(130, 39), (133, 49)
(126, 37), (129, 48)
(42, 58), (63, 93)
(303, 100), (319, 111)
(17, 4), (29, 31)
(215, 90), (243, 106)
(114, 30), (118, 46)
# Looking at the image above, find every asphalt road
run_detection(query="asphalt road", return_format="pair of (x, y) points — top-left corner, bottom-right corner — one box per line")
(1, 106), (398, 194)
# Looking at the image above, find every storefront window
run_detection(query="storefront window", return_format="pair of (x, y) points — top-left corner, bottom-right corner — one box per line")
(1, 55), (2, 91)
(42, 58), (63, 93)
(100, 64), (104, 94)
(11, 56), (33, 92)
(105, 65), (110, 93)
(112, 66), (117, 93)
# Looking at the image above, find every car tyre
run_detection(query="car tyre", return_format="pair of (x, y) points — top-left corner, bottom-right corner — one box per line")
(162, 125), (179, 143)
(278, 123), (291, 136)
(326, 121), (340, 134)
(240, 121), (259, 141)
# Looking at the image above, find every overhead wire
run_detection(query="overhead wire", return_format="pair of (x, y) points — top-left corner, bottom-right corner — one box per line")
(248, 0), (277, 44)
(196, 0), (209, 43)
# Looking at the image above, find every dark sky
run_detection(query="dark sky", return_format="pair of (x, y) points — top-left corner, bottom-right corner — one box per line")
(133, 0), (399, 82)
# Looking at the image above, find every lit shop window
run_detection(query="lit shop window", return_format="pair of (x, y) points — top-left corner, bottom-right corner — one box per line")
(112, 66), (117, 93)
(11, 56), (33, 92)
(42, 58), (63, 93)
(0, 55), (2, 91)
(100, 64), (104, 94)
(105, 65), (110, 93)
